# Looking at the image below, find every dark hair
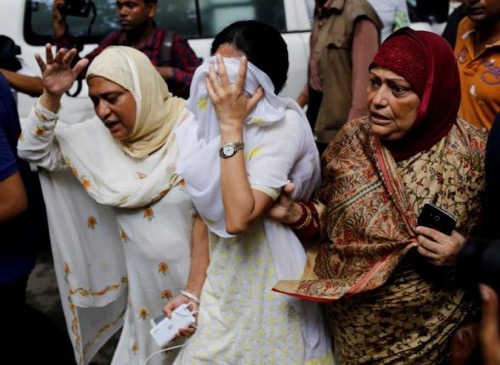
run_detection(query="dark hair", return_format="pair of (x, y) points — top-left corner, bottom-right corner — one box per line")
(210, 20), (289, 94)
(0, 35), (21, 72)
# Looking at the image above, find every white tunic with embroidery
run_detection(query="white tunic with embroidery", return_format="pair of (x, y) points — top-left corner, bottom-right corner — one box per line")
(18, 106), (194, 365)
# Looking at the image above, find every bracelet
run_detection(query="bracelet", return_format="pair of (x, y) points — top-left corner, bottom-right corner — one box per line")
(295, 202), (313, 230)
(288, 201), (313, 230)
(180, 290), (200, 304)
(289, 200), (322, 242)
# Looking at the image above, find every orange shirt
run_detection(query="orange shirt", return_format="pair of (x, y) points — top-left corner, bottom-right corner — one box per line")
(455, 17), (500, 132)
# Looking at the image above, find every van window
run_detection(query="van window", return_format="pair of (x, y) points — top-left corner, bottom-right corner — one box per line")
(25, 0), (290, 45)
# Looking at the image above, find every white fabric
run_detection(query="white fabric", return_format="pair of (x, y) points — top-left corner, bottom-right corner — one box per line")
(17, 46), (194, 365)
(174, 57), (333, 363)
(19, 108), (194, 365)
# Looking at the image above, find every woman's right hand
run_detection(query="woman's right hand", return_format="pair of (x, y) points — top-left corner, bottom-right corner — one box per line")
(35, 43), (88, 99)
(206, 55), (263, 136)
(267, 183), (303, 225)
(34, 44), (88, 112)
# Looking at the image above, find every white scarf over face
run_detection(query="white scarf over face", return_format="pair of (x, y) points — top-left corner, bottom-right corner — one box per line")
(176, 56), (320, 238)
(176, 55), (323, 283)
(55, 46), (187, 208)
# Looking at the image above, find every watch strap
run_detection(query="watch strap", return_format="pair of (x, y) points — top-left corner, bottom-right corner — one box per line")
(219, 141), (245, 158)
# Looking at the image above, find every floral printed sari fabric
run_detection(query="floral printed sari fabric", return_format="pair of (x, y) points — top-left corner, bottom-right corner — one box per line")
(274, 27), (487, 363)
(274, 116), (485, 363)
(275, 116), (485, 299)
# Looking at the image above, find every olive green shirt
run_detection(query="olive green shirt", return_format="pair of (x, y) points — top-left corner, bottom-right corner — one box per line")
(314, 0), (382, 145)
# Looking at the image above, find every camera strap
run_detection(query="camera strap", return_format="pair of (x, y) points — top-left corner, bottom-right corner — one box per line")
(159, 30), (174, 66)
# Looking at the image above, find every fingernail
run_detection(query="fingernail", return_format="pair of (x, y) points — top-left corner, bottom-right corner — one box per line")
(479, 284), (491, 302)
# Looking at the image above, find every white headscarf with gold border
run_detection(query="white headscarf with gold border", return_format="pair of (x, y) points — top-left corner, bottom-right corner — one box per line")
(86, 46), (186, 158)
(53, 46), (188, 208)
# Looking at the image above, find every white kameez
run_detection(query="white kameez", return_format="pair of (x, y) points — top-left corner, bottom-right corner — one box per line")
(173, 58), (334, 364)
(18, 47), (194, 365)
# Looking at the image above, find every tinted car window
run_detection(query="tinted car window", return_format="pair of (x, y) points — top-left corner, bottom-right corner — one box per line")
(25, 0), (287, 45)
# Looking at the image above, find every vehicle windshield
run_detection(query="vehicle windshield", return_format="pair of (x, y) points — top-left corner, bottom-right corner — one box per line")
(25, 0), (288, 45)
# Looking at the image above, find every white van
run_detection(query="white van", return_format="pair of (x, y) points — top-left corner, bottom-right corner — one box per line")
(1, 0), (312, 123)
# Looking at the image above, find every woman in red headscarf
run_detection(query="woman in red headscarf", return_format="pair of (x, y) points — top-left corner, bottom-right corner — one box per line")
(270, 27), (486, 364)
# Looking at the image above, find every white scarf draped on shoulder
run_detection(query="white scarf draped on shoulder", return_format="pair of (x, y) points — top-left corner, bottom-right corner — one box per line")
(175, 56), (332, 362)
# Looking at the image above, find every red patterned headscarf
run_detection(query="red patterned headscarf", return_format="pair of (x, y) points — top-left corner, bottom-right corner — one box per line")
(369, 27), (460, 162)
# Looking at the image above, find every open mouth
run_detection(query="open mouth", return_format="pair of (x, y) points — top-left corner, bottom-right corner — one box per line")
(105, 121), (120, 130)
(370, 112), (391, 125)
(371, 111), (389, 119)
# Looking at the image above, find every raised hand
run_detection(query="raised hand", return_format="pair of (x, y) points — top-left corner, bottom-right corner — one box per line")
(34, 43), (88, 99)
(205, 55), (263, 133)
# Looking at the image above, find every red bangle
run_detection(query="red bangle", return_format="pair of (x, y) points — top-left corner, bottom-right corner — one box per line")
(288, 202), (312, 229)
(289, 200), (321, 242)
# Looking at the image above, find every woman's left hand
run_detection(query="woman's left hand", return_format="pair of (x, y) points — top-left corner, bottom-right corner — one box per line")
(206, 55), (263, 134)
(415, 226), (466, 266)
(163, 295), (198, 340)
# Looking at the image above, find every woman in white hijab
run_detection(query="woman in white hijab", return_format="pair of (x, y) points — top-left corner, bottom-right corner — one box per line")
(165, 20), (334, 364)
(17, 45), (205, 365)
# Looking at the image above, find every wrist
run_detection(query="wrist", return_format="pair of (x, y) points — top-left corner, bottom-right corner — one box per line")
(219, 122), (244, 138)
(287, 200), (321, 242)
(180, 289), (200, 304)
(284, 202), (305, 225)
(182, 284), (202, 298)
(39, 92), (62, 114)
(287, 202), (312, 229)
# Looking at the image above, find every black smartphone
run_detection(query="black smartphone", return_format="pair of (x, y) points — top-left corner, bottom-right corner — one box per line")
(417, 203), (457, 235)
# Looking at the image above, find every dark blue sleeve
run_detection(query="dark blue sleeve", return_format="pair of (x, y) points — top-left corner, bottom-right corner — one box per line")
(0, 123), (17, 181)
(0, 72), (19, 181)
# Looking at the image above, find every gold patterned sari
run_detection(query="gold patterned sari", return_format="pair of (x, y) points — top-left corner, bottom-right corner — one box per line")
(274, 116), (486, 363)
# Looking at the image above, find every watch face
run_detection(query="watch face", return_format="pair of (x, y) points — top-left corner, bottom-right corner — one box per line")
(223, 144), (235, 156)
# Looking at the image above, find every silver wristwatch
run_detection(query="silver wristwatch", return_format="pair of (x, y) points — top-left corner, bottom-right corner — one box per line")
(219, 141), (245, 159)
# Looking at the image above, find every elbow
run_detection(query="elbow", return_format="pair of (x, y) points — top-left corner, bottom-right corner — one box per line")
(0, 202), (27, 224)
(225, 219), (251, 235)
(13, 198), (28, 217)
